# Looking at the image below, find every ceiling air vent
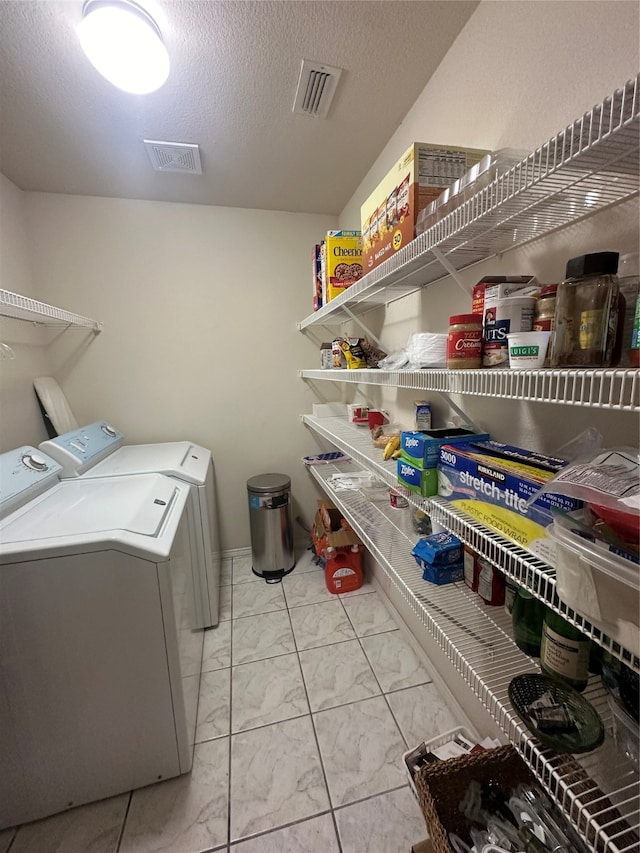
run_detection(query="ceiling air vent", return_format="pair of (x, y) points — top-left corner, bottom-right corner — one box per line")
(292, 60), (343, 118)
(143, 140), (202, 174)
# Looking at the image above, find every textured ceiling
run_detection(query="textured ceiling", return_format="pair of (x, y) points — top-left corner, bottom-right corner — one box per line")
(0, 0), (479, 214)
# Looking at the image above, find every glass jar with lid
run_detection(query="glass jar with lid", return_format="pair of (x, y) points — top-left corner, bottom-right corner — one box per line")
(550, 252), (620, 367)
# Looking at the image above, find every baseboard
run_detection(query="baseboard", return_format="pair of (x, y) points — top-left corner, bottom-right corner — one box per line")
(221, 537), (309, 562)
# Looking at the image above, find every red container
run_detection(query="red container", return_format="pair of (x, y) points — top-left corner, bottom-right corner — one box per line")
(463, 543), (479, 591)
(325, 545), (364, 594)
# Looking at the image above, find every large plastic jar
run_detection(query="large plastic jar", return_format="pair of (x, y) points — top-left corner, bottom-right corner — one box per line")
(447, 313), (483, 369)
(551, 252), (620, 367)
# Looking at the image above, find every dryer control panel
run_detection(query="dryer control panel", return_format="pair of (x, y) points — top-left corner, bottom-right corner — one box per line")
(40, 421), (124, 477)
(0, 446), (62, 517)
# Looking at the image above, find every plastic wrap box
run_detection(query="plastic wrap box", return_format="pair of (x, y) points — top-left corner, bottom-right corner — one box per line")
(437, 442), (582, 563)
(397, 458), (438, 497)
(401, 429), (490, 469)
(360, 142), (489, 275)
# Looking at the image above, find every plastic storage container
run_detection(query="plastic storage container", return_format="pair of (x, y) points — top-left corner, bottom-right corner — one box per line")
(609, 695), (639, 773)
(402, 726), (476, 802)
(247, 473), (295, 583)
(547, 512), (639, 649)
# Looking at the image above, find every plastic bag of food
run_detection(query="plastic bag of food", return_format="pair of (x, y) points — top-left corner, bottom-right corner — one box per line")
(528, 447), (640, 515)
(377, 349), (409, 369)
(339, 338), (367, 369)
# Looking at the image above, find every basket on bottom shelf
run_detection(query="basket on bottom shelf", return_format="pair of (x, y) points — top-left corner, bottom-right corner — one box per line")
(413, 745), (534, 853)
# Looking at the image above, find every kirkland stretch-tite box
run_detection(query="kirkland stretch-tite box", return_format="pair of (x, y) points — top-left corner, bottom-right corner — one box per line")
(360, 142), (490, 275)
(437, 442), (582, 564)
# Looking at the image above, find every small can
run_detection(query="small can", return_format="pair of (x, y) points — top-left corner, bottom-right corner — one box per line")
(320, 342), (333, 369)
(389, 490), (409, 508)
(414, 401), (432, 430)
(331, 339), (345, 368)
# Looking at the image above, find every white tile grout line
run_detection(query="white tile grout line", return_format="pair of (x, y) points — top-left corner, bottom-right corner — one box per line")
(282, 588), (345, 853)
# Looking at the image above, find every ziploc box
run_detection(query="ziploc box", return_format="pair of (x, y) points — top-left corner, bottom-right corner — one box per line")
(324, 231), (363, 303)
(401, 429), (490, 469)
(397, 458), (438, 497)
(361, 142), (490, 275)
(437, 442), (582, 564)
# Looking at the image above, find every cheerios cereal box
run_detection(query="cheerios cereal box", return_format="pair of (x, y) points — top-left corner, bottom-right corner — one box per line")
(360, 142), (489, 275)
(324, 230), (363, 302)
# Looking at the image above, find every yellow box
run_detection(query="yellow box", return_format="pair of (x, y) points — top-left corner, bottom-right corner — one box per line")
(322, 230), (363, 302)
(361, 142), (490, 274)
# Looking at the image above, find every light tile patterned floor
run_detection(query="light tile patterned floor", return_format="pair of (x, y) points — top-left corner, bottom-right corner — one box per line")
(2, 549), (464, 853)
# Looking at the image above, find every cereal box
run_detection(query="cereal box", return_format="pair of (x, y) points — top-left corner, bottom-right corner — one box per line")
(324, 231), (363, 302)
(360, 142), (490, 275)
(312, 243), (323, 311)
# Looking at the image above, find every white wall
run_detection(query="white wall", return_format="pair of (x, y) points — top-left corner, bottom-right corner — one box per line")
(337, 0), (640, 452)
(0, 175), (52, 450)
(11, 191), (337, 549)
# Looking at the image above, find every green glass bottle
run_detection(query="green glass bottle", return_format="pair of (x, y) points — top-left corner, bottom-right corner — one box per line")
(512, 588), (546, 657)
(540, 610), (591, 692)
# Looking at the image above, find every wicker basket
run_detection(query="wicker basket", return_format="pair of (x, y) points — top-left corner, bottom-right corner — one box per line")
(413, 745), (534, 853)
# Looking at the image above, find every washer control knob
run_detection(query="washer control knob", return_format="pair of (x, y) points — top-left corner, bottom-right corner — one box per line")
(101, 424), (117, 437)
(22, 451), (49, 471)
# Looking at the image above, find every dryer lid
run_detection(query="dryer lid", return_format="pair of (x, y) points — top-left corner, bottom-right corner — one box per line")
(88, 441), (211, 483)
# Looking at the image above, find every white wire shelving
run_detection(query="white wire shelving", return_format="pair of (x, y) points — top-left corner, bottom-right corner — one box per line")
(306, 457), (639, 853)
(298, 75), (639, 330)
(302, 414), (639, 673)
(0, 289), (102, 332)
(300, 368), (640, 412)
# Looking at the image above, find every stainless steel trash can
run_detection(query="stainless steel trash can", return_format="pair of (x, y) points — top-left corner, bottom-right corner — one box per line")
(247, 473), (295, 583)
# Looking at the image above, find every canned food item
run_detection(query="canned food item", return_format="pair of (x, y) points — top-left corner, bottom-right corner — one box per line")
(482, 296), (536, 367)
(320, 342), (333, 369)
(414, 401), (432, 430)
(389, 490), (409, 508)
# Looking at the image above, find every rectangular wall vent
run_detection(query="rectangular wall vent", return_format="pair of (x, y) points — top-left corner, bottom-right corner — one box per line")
(292, 60), (343, 118)
(143, 140), (202, 174)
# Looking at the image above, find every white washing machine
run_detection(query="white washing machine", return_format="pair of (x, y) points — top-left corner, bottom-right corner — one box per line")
(40, 421), (221, 628)
(0, 446), (204, 829)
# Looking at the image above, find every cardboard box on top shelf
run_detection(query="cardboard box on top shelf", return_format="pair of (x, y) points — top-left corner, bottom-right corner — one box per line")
(361, 142), (490, 275)
(321, 231), (363, 303)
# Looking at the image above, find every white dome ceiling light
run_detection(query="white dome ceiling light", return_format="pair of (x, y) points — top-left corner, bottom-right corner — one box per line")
(77, 0), (170, 95)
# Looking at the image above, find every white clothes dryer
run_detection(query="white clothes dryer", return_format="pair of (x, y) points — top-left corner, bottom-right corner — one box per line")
(0, 446), (204, 828)
(40, 421), (221, 628)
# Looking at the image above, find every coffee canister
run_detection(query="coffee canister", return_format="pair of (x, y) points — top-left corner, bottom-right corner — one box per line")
(482, 296), (536, 367)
